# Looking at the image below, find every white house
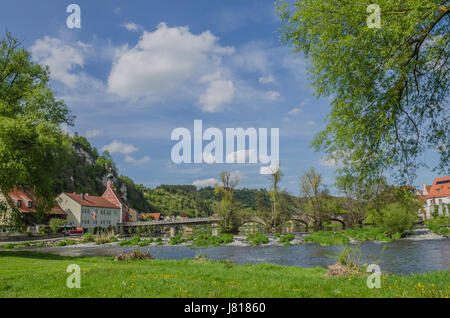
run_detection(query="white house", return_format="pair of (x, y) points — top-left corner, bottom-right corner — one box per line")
(418, 176), (450, 219)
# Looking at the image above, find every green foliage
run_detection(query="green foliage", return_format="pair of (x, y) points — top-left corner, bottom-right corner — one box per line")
(278, 1), (450, 182)
(304, 231), (350, 246)
(279, 234), (295, 246)
(49, 218), (66, 233)
(246, 232), (269, 246)
(378, 203), (418, 235)
(0, 33), (74, 222)
(118, 235), (141, 246)
(138, 238), (153, 246)
(81, 233), (95, 243)
(342, 227), (394, 242)
(170, 234), (186, 245)
(191, 233), (233, 247)
(425, 217), (450, 236)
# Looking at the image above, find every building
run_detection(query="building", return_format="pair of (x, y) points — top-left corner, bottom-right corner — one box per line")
(56, 192), (121, 231)
(101, 173), (130, 223)
(0, 187), (66, 233)
(140, 213), (163, 221)
(128, 208), (139, 222)
(419, 176), (450, 219)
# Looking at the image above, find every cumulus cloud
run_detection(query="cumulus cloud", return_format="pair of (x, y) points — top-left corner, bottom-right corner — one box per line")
(123, 22), (142, 32)
(199, 77), (235, 112)
(225, 149), (257, 163)
(266, 90), (280, 101)
(101, 140), (137, 155)
(85, 129), (104, 138)
(288, 108), (302, 116)
(124, 155), (150, 165)
(107, 22), (235, 108)
(193, 178), (219, 188)
(258, 75), (275, 84)
(30, 37), (91, 88)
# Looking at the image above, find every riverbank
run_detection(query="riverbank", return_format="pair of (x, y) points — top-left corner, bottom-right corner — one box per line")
(1, 227), (446, 250)
(0, 251), (448, 298)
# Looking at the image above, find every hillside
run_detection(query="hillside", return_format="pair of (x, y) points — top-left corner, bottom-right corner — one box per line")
(53, 133), (151, 212)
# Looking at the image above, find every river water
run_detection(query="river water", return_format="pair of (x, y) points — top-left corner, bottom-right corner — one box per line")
(27, 237), (450, 276)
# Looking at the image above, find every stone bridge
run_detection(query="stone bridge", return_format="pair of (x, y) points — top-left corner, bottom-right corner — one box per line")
(239, 213), (352, 231)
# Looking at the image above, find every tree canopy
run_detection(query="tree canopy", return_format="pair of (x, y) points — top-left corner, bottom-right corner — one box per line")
(0, 32), (74, 209)
(277, 1), (449, 183)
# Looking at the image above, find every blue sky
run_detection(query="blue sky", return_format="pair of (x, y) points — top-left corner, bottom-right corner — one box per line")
(0, 0), (441, 194)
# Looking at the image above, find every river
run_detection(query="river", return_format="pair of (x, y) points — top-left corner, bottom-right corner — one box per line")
(23, 237), (449, 276)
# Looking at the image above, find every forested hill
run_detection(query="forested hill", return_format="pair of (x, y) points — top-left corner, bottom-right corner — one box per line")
(53, 133), (151, 212)
(53, 133), (323, 217)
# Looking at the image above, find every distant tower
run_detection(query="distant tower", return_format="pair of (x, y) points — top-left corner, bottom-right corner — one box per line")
(106, 168), (114, 190)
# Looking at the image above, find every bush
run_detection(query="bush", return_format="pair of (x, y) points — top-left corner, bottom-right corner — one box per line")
(304, 231), (349, 246)
(81, 233), (95, 243)
(342, 227), (394, 242)
(246, 232), (269, 246)
(279, 234), (295, 246)
(49, 218), (66, 233)
(425, 217), (450, 236)
(379, 202), (419, 235)
(118, 235), (141, 246)
(138, 238), (153, 246)
(191, 233), (234, 247)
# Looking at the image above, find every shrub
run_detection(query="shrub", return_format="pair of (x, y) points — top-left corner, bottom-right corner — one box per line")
(49, 218), (66, 233)
(81, 233), (95, 243)
(246, 232), (269, 246)
(191, 233), (234, 247)
(118, 235), (141, 246)
(279, 234), (295, 246)
(304, 231), (349, 246)
(138, 238), (153, 246)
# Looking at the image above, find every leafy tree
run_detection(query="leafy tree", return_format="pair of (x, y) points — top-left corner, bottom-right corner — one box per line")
(300, 167), (328, 230)
(267, 167), (283, 231)
(214, 171), (240, 233)
(277, 1), (449, 183)
(0, 32), (74, 216)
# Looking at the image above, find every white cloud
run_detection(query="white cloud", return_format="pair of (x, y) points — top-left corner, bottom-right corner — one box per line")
(193, 178), (219, 188)
(199, 78), (235, 112)
(307, 120), (316, 125)
(123, 22), (142, 32)
(266, 90), (280, 101)
(288, 108), (302, 116)
(258, 75), (275, 84)
(85, 129), (104, 138)
(124, 155), (150, 165)
(30, 37), (91, 88)
(259, 164), (279, 175)
(101, 140), (137, 155)
(107, 22), (234, 106)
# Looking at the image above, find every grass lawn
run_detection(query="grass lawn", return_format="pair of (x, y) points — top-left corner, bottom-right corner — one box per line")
(0, 251), (448, 298)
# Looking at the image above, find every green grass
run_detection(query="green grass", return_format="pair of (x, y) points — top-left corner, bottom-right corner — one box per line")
(0, 251), (448, 298)
(425, 217), (450, 236)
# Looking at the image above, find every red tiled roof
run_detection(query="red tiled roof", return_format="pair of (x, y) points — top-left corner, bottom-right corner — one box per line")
(140, 213), (161, 220)
(63, 193), (120, 209)
(6, 188), (65, 215)
(425, 176), (450, 199)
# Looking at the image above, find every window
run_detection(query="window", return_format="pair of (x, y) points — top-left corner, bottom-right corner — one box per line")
(27, 201), (32, 208)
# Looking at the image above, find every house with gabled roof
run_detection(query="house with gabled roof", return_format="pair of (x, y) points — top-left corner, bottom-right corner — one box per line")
(419, 176), (450, 219)
(0, 187), (66, 233)
(56, 192), (121, 231)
